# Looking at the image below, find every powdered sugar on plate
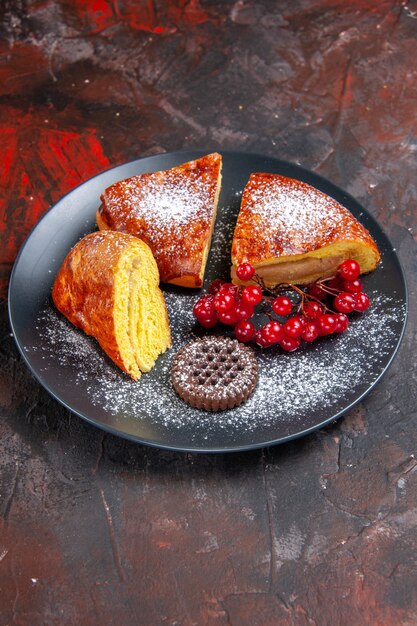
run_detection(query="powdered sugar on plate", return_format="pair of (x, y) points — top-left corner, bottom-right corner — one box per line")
(30, 288), (405, 443)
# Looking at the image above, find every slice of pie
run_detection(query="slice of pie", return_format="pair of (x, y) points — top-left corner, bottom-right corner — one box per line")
(231, 173), (380, 286)
(52, 231), (171, 380)
(97, 153), (222, 288)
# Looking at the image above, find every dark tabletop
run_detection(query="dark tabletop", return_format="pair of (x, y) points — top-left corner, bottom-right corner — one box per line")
(1, 2), (417, 625)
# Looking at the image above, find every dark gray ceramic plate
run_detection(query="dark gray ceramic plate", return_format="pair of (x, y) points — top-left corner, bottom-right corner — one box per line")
(8, 151), (408, 452)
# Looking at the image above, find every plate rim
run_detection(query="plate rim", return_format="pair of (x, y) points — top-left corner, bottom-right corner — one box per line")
(8, 149), (409, 453)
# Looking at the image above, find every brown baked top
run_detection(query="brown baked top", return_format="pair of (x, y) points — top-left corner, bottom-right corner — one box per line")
(98, 153), (222, 287)
(231, 172), (380, 266)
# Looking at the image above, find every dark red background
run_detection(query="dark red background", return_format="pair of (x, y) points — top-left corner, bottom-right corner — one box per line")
(1, 1), (416, 624)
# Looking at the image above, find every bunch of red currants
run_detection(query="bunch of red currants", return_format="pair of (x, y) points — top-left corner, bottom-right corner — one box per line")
(192, 260), (370, 352)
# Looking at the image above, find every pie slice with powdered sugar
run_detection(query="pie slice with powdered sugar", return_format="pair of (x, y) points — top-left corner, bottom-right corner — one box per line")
(231, 172), (380, 287)
(97, 153), (222, 288)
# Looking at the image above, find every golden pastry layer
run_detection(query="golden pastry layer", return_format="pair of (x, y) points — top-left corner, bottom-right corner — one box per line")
(52, 231), (171, 380)
(97, 153), (222, 288)
(231, 173), (380, 286)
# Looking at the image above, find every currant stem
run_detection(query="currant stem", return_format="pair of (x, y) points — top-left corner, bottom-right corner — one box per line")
(279, 281), (334, 311)
(315, 276), (340, 295)
(242, 272), (343, 317)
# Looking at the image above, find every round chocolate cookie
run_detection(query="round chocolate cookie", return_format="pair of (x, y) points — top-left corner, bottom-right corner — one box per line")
(171, 336), (258, 411)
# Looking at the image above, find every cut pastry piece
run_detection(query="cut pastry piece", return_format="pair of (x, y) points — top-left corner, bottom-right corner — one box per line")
(52, 231), (171, 380)
(97, 152), (223, 288)
(231, 173), (380, 286)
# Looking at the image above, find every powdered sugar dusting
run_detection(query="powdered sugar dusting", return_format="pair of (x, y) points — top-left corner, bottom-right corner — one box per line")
(100, 158), (220, 283)
(171, 336), (258, 411)
(101, 159), (218, 250)
(253, 185), (341, 239)
(29, 288), (405, 447)
(238, 174), (368, 256)
(113, 176), (211, 232)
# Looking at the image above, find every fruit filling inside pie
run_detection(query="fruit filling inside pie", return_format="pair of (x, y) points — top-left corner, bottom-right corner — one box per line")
(231, 172), (380, 287)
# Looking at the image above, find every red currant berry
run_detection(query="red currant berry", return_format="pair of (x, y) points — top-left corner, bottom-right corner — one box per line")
(262, 321), (284, 344)
(338, 259), (360, 281)
(234, 300), (255, 321)
(343, 278), (363, 293)
(334, 292), (355, 314)
(234, 320), (256, 342)
(196, 310), (218, 328)
(301, 322), (319, 342)
(283, 316), (304, 338)
(201, 294), (213, 303)
(334, 313), (349, 333)
(280, 335), (301, 352)
(236, 262), (255, 281)
(217, 308), (240, 325)
(255, 328), (273, 348)
(272, 295), (293, 316)
(317, 314), (337, 336)
(209, 278), (225, 295)
(220, 282), (239, 297)
(307, 282), (327, 300)
(213, 290), (235, 313)
(303, 301), (322, 319)
(353, 292), (370, 311)
(193, 296), (214, 318)
(241, 285), (263, 306)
